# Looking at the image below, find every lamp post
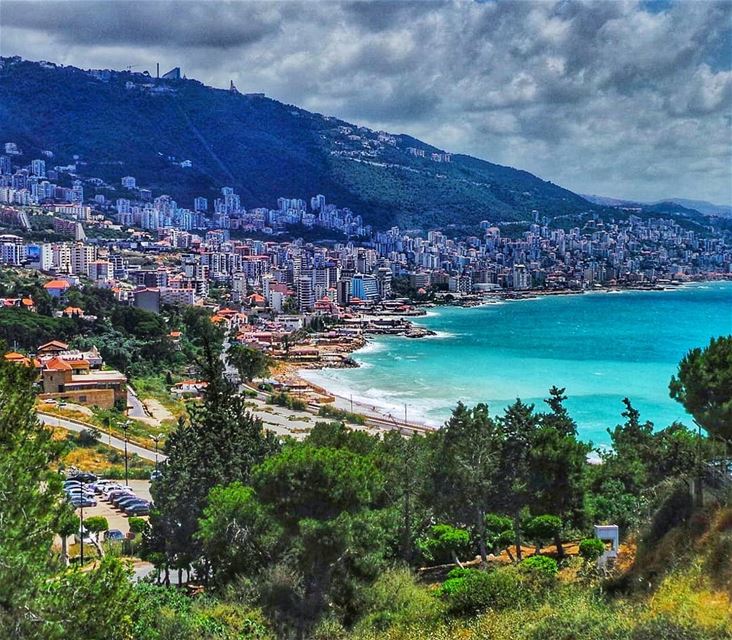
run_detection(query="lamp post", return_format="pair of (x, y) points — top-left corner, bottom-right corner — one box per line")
(152, 433), (163, 472)
(120, 420), (131, 486)
(78, 478), (85, 566)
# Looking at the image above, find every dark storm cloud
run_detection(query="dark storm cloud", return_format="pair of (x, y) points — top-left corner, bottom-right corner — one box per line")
(1, 0), (730, 203)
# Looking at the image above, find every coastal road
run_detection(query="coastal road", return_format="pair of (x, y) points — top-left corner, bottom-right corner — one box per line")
(241, 384), (434, 437)
(38, 413), (166, 463)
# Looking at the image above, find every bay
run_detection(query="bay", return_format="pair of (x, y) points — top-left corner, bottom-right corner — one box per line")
(302, 281), (732, 445)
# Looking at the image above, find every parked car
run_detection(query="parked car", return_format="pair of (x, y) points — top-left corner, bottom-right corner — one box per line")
(102, 484), (130, 497)
(68, 471), (97, 483)
(115, 495), (144, 510)
(106, 489), (134, 503)
(122, 502), (150, 515)
(69, 495), (96, 508)
(125, 503), (150, 516)
(112, 493), (141, 506)
(90, 479), (116, 494)
(65, 489), (96, 500)
(104, 529), (125, 542)
(74, 526), (95, 544)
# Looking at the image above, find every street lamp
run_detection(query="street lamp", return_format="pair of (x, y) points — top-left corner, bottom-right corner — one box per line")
(120, 420), (131, 486)
(152, 433), (163, 472)
(78, 478), (85, 566)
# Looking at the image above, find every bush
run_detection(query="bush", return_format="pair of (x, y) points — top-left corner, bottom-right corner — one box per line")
(443, 567), (527, 615)
(318, 404), (366, 425)
(128, 517), (147, 535)
(579, 538), (606, 562)
(520, 555), (559, 581)
(524, 514), (562, 552)
(84, 515), (109, 535)
(76, 428), (101, 447)
(417, 524), (471, 565)
(268, 392), (307, 411)
(356, 568), (442, 633)
(631, 616), (713, 640)
(525, 588), (629, 640)
(446, 566), (472, 580)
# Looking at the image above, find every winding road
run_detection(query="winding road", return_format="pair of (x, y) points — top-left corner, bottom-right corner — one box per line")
(38, 413), (166, 463)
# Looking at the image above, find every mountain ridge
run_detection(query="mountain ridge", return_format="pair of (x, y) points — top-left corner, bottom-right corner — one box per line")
(0, 57), (707, 230)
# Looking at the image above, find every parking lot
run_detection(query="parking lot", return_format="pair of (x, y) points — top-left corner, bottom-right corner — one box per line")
(84, 479), (151, 533)
(59, 479), (152, 552)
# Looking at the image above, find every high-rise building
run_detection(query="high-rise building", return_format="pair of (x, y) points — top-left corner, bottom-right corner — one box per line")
(512, 264), (530, 290)
(194, 196), (208, 212)
(31, 159), (46, 177)
(336, 279), (351, 306)
(70, 180), (84, 204)
(121, 176), (136, 189)
(297, 276), (314, 312)
(350, 274), (379, 301)
(71, 243), (96, 276)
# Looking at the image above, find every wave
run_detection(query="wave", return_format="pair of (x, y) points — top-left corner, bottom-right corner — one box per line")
(354, 340), (386, 355)
(430, 331), (458, 339)
(300, 369), (446, 427)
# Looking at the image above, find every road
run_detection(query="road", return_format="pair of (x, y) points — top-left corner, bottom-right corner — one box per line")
(38, 413), (166, 463)
(126, 385), (150, 420)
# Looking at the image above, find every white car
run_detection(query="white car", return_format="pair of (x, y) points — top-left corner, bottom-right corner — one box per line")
(102, 484), (133, 497)
(74, 526), (95, 544)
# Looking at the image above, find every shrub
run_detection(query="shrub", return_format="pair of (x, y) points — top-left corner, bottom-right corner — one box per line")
(579, 538), (606, 562)
(76, 427), (100, 447)
(525, 588), (629, 640)
(128, 517), (147, 535)
(84, 515), (109, 535)
(524, 515), (562, 552)
(318, 404), (366, 425)
(446, 566), (472, 580)
(485, 513), (515, 554)
(631, 616), (712, 640)
(356, 568), (442, 633)
(520, 555), (559, 581)
(268, 392), (307, 411)
(417, 524), (471, 565)
(643, 482), (693, 546)
(443, 567), (527, 615)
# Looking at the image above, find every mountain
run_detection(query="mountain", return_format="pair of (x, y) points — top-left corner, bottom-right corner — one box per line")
(657, 198), (732, 218)
(583, 194), (732, 220)
(0, 57), (598, 230)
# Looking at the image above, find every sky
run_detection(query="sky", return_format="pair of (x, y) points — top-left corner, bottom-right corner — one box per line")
(1, 0), (730, 204)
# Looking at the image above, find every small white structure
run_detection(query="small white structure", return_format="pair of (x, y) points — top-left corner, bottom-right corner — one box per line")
(593, 524), (619, 569)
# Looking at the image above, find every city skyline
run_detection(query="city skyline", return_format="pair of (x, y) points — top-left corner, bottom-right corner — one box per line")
(1, 0), (730, 206)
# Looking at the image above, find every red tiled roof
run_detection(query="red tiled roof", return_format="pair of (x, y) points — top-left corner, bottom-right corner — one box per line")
(44, 280), (71, 290)
(44, 357), (72, 371)
(38, 340), (69, 352)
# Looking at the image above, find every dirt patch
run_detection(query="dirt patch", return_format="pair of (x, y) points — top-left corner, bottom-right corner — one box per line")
(143, 399), (175, 424)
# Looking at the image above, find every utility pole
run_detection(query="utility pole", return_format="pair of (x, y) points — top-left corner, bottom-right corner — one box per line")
(120, 420), (131, 486)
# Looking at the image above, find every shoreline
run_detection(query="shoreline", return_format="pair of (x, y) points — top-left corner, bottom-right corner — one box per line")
(273, 278), (731, 432)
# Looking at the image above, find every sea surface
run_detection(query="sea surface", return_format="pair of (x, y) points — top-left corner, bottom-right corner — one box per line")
(302, 281), (732, 445)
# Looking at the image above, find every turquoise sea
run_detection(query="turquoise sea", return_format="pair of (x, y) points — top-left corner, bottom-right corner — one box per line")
(302, 282), (732, 445)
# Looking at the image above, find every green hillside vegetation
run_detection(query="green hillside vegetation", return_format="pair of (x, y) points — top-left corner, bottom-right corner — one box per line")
(0, 57), (599, 230)
(1, 318), (730, 638)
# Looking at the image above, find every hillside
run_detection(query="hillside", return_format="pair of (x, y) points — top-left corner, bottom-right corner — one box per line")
(0, 57), (597, 230)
